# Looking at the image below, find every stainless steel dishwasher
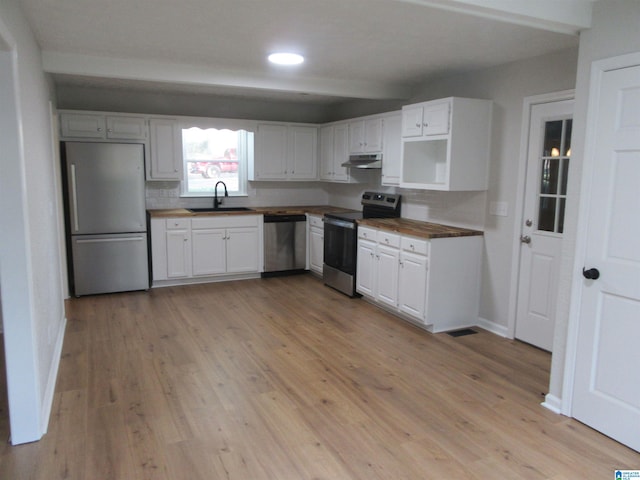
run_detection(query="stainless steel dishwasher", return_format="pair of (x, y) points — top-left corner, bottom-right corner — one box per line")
(262, 214), (307, 276)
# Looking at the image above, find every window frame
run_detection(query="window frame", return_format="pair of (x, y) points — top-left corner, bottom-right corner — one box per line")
(178, 117), (257, 198)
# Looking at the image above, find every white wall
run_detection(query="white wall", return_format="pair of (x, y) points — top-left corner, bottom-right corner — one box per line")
(56, 84), (336, 124)
(331, 48), (577, 333)
(0, 0), (66, 444)
(145, 180), (329, 210)
(550, 0), (640, 407)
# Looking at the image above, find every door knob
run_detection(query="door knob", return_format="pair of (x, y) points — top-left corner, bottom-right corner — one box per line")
(582, 267), (600, 280)
(520, 235), (531, 244)
(525, 219), (533, 227)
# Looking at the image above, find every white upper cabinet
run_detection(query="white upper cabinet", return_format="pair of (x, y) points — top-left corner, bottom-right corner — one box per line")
(401, 101), (450, 137)
(252, 123), (317, 181)
(381, 112), (402, 186)
(148, 118), (183, 181)
(105, 116), (148, 140)
(288, 126), (318, 180)
(400, 97), (492, 191)
(349, 117), (383, 154)
(60, 112), (147, 140)
(253, 123), (288, 180)
(319, 122), (351, 183)
(319, 125), (335, 181)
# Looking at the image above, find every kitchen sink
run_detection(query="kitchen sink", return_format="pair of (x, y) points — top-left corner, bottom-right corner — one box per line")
(188, 207), (254, 212)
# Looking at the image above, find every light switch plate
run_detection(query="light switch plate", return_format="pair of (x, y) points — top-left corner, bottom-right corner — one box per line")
(489, 201), (508, 217)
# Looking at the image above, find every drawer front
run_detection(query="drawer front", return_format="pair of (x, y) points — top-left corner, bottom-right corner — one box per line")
(166, 218), (190, 230)
(191, 214), (260, 230)
(377, 230), (400, 248)
(308, 215), (324, 229)
(401, 236), (429, 256)
(358, 226), (377, 240)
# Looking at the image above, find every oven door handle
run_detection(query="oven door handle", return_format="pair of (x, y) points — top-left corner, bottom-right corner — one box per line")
(323, 217), (356, 229)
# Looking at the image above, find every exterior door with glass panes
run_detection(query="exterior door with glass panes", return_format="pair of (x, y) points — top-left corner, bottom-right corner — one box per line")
(515, 99), (573, 351)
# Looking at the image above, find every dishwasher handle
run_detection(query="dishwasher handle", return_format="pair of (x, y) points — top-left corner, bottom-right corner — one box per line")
(263, 214), (307, 223)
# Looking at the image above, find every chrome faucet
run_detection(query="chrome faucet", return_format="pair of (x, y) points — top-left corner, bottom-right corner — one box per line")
(214, 181), (228, 209)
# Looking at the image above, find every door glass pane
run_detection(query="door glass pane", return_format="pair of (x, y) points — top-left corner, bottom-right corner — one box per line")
(543, 121), (563, 157)
(564, 119), (573, 156)
(558, 198), (566, 234)
(538, 197), (556, 232)
(537, 117), (571, 234)
(561, 158), (570, 195)
(540, 158), (559, 194)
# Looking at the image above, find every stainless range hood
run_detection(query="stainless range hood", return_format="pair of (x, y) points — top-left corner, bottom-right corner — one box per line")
(341, 153), (382, 169)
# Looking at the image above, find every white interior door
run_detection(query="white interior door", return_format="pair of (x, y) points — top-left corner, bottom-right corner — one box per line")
(515, 100), (573, 351)
(572, 63), (640, 452)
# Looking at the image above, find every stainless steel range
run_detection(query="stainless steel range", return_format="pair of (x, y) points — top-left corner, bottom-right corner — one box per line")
(323, 191), (401, 297)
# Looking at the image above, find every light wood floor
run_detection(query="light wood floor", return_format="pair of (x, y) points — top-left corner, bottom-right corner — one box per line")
(0, 274), (637, 479)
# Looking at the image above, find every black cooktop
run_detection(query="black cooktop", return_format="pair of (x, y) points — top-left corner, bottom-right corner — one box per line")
(324, 191), (401, 223)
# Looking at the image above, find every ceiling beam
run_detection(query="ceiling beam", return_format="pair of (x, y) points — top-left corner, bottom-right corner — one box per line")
(397, 0), (593, 35)
(42, 51), (412, 101)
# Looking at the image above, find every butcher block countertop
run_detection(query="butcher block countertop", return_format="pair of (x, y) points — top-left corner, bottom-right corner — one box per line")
(147, 205), (357, 218)
(358, 218), (483, 239)
(147, 208), (483, 240)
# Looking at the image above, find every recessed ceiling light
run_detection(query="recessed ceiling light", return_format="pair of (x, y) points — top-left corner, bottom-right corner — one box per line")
(268, 53), (304, 66)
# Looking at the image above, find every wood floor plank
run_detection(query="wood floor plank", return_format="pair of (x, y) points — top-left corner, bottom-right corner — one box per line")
(0, 274), (637, 479)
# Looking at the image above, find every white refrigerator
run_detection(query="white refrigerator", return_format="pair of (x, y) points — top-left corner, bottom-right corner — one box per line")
(63, 142), (149, 296)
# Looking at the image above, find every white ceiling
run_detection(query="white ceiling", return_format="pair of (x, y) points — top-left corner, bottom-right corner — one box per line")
(19, 0), (592, 104)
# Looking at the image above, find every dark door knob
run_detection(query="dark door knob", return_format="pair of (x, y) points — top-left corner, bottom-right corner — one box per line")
(583, 267), (600, 280)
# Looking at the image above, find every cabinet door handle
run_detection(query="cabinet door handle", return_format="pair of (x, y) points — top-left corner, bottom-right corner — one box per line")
(415, 122), (420, 128)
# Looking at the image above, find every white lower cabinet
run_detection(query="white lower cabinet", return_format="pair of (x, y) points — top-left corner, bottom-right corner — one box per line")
(225, 227), (261, 273)
(375, 232), (401, 308)
(398, 239), (429, 320)
(356, 235), (376, 297)
(356, 227), (400, 307)
(151, 215), (262, 285)
(191, 228), (226, 276)
(165, 219), (191, 278)
(307, 214), (324, 275)
(357, 225), (482, 333)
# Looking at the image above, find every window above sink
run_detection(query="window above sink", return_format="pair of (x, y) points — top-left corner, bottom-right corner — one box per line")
(180, 124), (254, 198)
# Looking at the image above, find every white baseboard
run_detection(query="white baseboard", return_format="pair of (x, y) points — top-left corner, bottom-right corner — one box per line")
(40, 315), (67, 436)
(476, 317), (509, 337)
(541, 394), (563, 414)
